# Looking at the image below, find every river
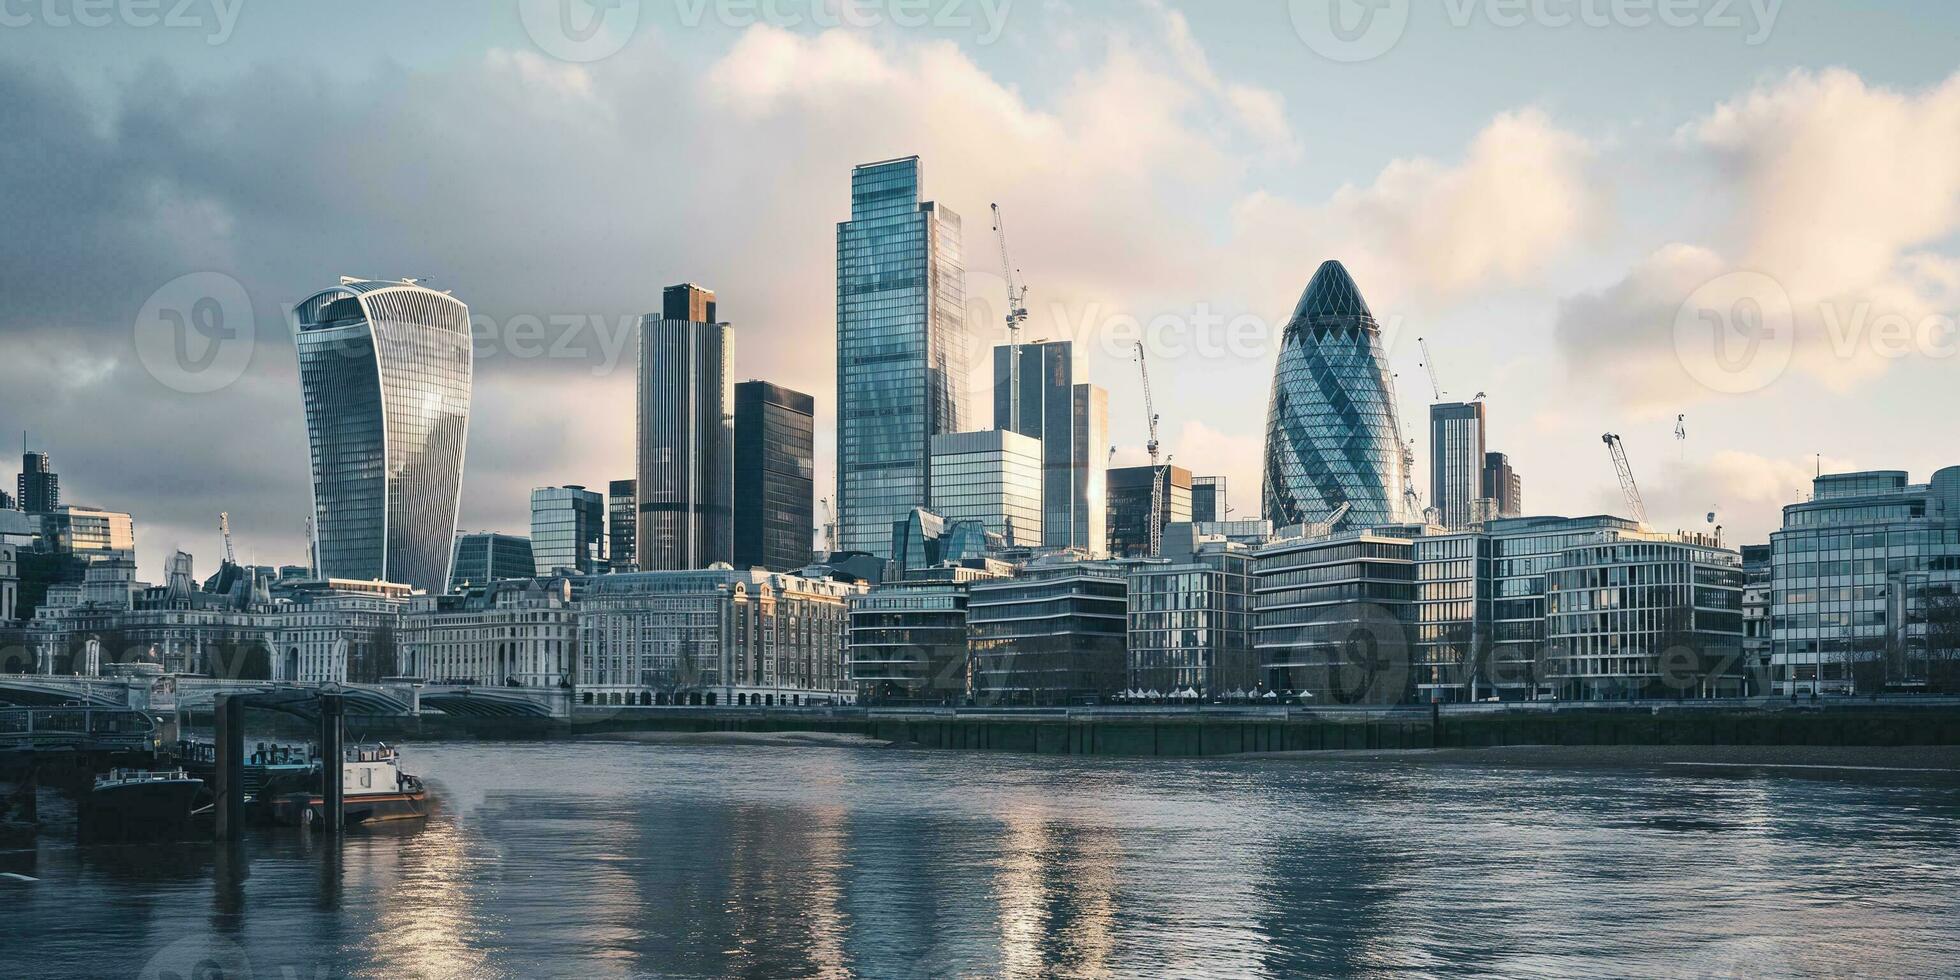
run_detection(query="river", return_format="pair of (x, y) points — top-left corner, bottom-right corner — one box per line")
(2, 737), (1957, 978)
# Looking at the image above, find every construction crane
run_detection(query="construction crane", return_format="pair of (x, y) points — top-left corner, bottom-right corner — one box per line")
(1401, 440), (1423, 523)
(1417, 336), (1445, 401)
(1306, 501), (1351, 539)
(991, 203), (1031, 431)
(218, 512), (235, 566)
(1134, 341), (1164, 558)
(304, 515), (316, 576)
(1675, 413), (1688, 460)
(818, 497), (838, 558)
(1602, 433), (1649, 526)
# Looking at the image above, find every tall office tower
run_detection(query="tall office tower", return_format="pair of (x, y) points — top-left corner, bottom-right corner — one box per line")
(18, 445), (58, 513)
(449, 532), (537, 591)
(835, 156), (970, 558)
(1262, 260), (1408, 532)
(928, 430), (1044, 547)
(1430, 401), (1488, 528)
(1482, 452), (1523, 518)
(637, 283), (733, 570)
(607, 479), (637, 572)
(1107, 464), (1193, 558)
(530, 485), (606, 575)
(1191, 476), (1227, 524)
(293, 278), (472, 593)
(734, 381), (816, 572)
(993, 341), (1106, 553)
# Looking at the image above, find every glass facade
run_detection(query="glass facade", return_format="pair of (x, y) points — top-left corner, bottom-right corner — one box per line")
(607, 479), (636, 572)
(637, 284), (733, 570)
(1544, 540), (1746, 699)
(836, 157), (970, 557)
(995, 341), (1102, 551)
(1253, 531), (1416, 704)
(1429, 401), (1486, 529)
(1769, 467), (1960, 694)
(530, 486), (606, 575)
(927, 429), (1044, 548)
(733, 381), (816, 572)
(1483, 452), (1523, 519)
(293, 279), (472, 594)
(1262, 260), (1408, 531)
(1190, 476), (1226, 524)
(1107, 465), (1192, 558)
(1126, 548), (1255, 694)
(448, 532), (536, 591)
(968, 561), (1130, 705)
(18, 450), (58, 513)
(849, 580), (972, 704)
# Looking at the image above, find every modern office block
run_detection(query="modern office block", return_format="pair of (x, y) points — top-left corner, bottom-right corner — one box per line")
(1483, 452), (1523, 518)
(928, 429), (1044, 548)
(530, 486), (606, 576)
(994, 341), (1103, 552)
(448, 532), (537, 591)
(1770, 466), (1960, 695)
(1262, 260), (1408, 531)
(835, 156), (971, 558)
(607, 479), (637, 572)
(1191, 476), (1227, 524)
(292, 278), (473, 594)
(1430, 401), (1487, 529)
(1254, 529), (1417, 704)
(1543, 538), (1747, 699)
(733, 381), (816, 572)
(1126, 542), (1255, 695)
(968, 559), (1131, 705)
(850, 579), (980, 704)
(39, 506), (135, 556)
(889, 507), (999, 580)
(18, 447), (58, 513)
(637, 283), (733, 570)
(1106, 464), (1192, 558)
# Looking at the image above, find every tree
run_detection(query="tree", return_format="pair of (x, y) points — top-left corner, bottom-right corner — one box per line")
(1923, 588), (1960, 695)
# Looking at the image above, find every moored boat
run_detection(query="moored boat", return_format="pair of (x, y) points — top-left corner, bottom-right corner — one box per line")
(268, 744), (429, 828)
(81, 769), (206, 842)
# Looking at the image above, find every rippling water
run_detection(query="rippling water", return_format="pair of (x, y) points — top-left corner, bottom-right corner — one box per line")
(3, 739), (1958, 978)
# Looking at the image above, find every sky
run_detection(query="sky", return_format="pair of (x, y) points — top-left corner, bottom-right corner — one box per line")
(1, 0), (1957, 581)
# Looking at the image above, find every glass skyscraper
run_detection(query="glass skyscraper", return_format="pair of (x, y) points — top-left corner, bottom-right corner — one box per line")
(293, 278), (472, 594)
(637, 283), (733, 570)
(449, 531), (536, 590)
(531, 485), (606, 575)
(836, 156), (970, 558)
(928, 429), (1044, 548)
(733, 380), (816, 572)
(1430, 401), (1487, 528)
(1262, 260), (1408, 532)
(607, 479), (637, 572)
(993, 340), (1107, 553)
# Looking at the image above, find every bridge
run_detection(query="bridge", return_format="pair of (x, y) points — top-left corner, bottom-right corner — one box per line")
(0, 675), (570, 718)
(0, 707), (162, 754)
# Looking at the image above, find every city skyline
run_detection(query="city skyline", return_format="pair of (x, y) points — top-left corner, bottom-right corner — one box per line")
(2, 4), (1957, 581)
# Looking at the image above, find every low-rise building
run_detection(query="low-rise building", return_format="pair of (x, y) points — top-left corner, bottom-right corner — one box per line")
(1253, 529), (1418, 704)
(849, 574), (989, 705)
(576, 568), (861, 707)
(1126, 539), (1255, 696)
(400, 578), (577, 687)
(1542, 538), (1746, 699)
(968, 559), (1132, 705)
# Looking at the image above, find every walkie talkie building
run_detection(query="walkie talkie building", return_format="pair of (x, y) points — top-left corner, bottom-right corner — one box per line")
(293, 278), (473, 594)
(1262, 260), (1408, 532)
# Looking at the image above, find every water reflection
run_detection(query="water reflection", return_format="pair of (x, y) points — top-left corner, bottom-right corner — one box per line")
(1, 742), (1957, 979)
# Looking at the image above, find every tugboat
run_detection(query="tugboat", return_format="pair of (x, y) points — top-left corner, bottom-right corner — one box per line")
(80, 769), (207, 842)
(268, 744), (429, 827)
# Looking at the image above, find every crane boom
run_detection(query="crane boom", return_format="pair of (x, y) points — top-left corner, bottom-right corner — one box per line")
(1602, 433), (1649, 525)
(990, 203), (1030, 431)
(218, 512), (235, 565)
(1134, 342), (1164, 558)
(1418, 336), (1444, 401)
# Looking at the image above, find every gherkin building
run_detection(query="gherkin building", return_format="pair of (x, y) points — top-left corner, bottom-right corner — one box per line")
(1261, 260), (1409, 531)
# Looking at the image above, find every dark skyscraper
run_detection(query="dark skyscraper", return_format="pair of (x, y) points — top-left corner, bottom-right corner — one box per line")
(1430, 401), (1488, 528)
(638, 283), (733, 570)
(734, 381), (815, 572)
(608, 479), (637, 572)
(1108, 464), (1192, 558)
(993, 340), (1105, 552)
(449, 532), (536, 591)
(1191, 476), (1226, 524)
(1482, 452), (1523, 518)
(18, 443), (58, 514)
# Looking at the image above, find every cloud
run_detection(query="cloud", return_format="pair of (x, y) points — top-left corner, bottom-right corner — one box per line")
(1560, 69), (1960, 404)
(1638, 450), (1859, 545)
